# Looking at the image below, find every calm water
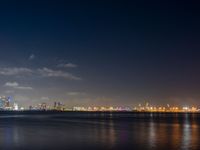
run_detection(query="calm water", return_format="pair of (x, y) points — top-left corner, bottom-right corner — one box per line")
(0, 112), (200, 150)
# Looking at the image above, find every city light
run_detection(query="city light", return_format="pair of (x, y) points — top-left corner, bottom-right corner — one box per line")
(0, 96), (199, 113)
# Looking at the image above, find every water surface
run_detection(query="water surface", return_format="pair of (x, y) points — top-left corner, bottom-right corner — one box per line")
(0, 112), (199, 150)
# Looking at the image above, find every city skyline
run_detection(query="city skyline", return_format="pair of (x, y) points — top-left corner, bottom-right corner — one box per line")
(0, 95), (199, 113)
(0, 1), (200, 107)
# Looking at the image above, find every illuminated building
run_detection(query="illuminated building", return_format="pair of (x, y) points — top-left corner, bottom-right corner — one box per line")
(0, 96), (11, 110)
(40, 103), (47, 110)
(13, 103), (19, 111)
(53, 102), (64, 111)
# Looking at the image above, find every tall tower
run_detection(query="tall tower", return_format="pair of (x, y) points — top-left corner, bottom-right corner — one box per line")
(54, 102), (57, 110)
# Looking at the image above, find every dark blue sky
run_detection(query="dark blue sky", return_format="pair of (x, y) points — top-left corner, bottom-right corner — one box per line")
(0, 0), (200, 107)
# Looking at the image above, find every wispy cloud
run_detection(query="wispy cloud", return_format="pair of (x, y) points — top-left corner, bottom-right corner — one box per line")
(29, 54), (35, 60)
(4, 82), (33, 90)
(57, 63), (77, 68)
(5, 82), (19, 87)
(5, 90), (15, 94)
(38, 67), (81, 80)
(15, 86), (33, 90)
(0, 67), (33, 76)
(0, 67), (81, 80)
(67, 92), (86, 96)
(41, 97), (50, 101)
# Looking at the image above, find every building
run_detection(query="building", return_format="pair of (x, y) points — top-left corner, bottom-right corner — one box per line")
(0, 96), (11, 110)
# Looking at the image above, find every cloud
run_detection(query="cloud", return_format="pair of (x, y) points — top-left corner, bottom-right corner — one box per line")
(4, 82), (33, 90)
(38, 67), (81, 80)
(67, 92), (86, 96)
(15, 86), (33, 90)
(41, 97), (50, 101)
(29, 54), (35, 60)
(0, 67), (81, 80)
(5, 82), (19, 87)
(57, 63), (77, 68)
(5, 90), (15, 94)
(0, 67), (33, 76)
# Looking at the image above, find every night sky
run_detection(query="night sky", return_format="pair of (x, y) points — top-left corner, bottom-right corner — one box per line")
(0, 0), (200, 107)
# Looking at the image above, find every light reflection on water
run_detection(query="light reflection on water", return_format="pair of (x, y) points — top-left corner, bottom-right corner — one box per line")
(0, 113), (199, 150)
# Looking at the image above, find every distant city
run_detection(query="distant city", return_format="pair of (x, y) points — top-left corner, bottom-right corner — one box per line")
(0, 96), (199, 113)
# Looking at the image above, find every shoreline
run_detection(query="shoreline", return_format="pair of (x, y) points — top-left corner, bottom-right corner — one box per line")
(0, 110), (199, 114)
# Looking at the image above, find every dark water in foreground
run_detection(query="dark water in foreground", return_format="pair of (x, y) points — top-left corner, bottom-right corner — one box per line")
(0, 112), (200, 150)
